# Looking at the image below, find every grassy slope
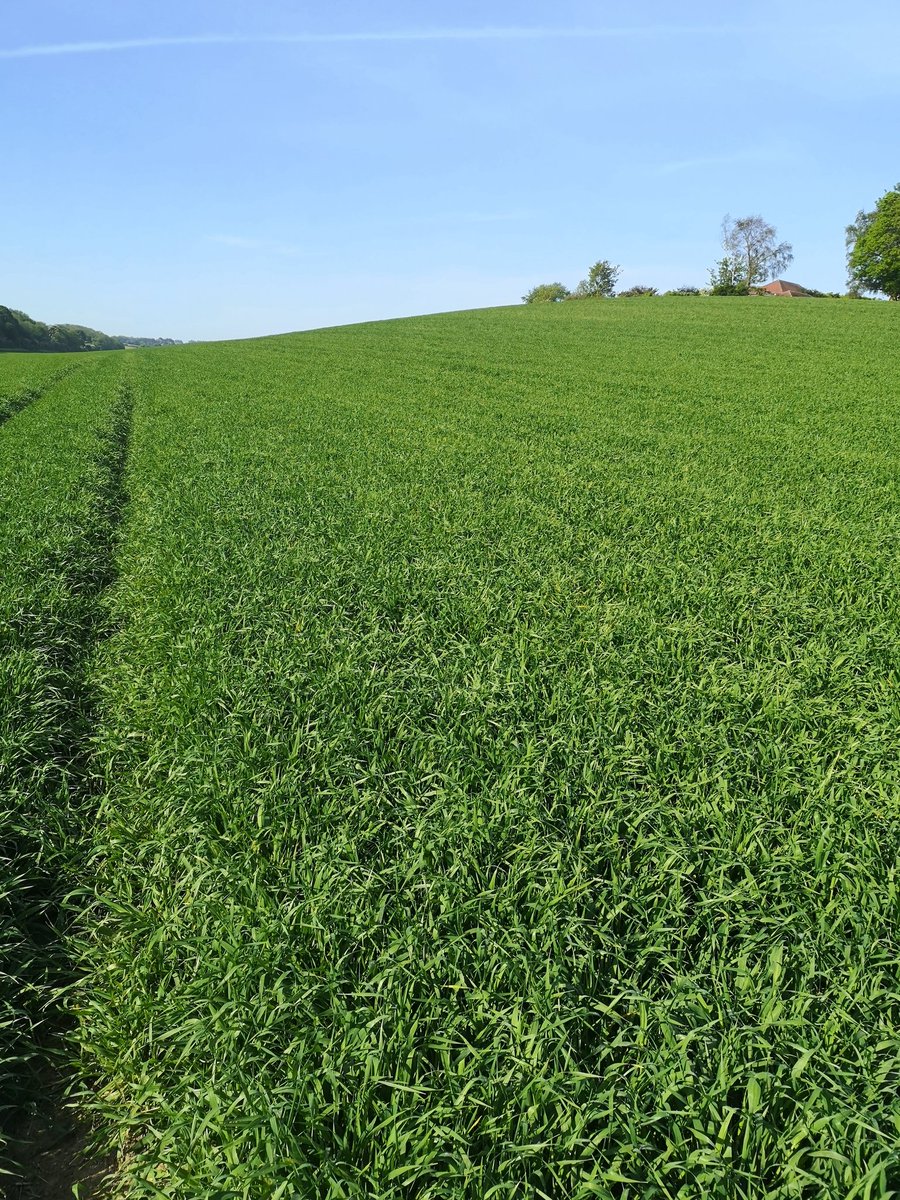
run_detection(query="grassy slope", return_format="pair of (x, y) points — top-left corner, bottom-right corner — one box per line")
(66, 298), (900, 1196)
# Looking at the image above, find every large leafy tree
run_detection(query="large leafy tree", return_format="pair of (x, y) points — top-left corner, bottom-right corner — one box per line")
(717, 214), (793, 289)
(846, 185), (900, 300)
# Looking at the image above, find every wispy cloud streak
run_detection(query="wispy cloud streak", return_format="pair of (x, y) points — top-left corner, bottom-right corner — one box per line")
(0, 26), (765, 60)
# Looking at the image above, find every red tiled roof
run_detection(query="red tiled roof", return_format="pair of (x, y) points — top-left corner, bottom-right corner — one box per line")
(761, 280), (810, 296)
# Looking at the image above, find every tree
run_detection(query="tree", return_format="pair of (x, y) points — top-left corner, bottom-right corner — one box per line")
(0, 305), (126, 353)
(522, 282), (571, 303)
(708, 256), (749, 295)
(574, 259), (620, 298)
(846, 184), (900, 300)
(717, 214), (793, 289)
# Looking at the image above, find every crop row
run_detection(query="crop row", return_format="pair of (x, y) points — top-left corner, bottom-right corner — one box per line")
(0, 353), (129, 1177)
(0, 357), (82, 425)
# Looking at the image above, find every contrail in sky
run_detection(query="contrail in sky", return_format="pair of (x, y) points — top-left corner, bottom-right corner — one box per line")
(0, 27), (762, 59)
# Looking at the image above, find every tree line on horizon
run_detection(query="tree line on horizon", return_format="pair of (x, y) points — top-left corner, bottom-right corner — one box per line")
(0, 305), (181, 354)
(524, 183), (900, 304)
(3, 183), (897, 353)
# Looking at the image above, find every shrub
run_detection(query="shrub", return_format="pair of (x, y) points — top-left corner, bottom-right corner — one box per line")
(522, 283), (570, 304)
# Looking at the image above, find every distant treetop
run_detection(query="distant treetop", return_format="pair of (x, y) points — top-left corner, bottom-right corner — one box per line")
(574, 260), (620, 299)
(710, 214), (793, 294)
(846, 184), (900, 300)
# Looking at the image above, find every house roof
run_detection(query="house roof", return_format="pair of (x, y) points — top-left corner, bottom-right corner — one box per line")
(761, 279), (810, 296)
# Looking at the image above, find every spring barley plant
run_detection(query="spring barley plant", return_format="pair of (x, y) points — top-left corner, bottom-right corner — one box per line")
(6, 299), (900, 1196)
(0, 353), (128, 1175)
(73, 299), (900, 1197)
(0, 355), (80, 425)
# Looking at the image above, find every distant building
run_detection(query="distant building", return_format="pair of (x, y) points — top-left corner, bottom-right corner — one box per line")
(758, 279), (812, 297)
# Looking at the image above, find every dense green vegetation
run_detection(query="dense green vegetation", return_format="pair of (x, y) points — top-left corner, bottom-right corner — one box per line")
(0, 306), (123, 353)
(0, 356), (79, 423)
(0, 305), (182, 353)
(3, 298), (900, 1197)
(0, 352), (127, 1174)
(847, 183), (900, 301)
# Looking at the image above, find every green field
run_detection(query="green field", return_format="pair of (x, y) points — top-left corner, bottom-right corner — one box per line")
(2, 298), (900, 1197)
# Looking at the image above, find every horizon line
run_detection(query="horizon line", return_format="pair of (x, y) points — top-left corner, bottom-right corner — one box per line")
(0, 26), (769, 59)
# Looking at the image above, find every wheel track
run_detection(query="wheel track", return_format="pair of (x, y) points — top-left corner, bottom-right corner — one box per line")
(0, 363), (83, 428)
(2, 367), (135, 1199)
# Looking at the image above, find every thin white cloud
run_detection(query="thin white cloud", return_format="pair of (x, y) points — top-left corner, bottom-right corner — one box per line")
(0, 27), (767, 60)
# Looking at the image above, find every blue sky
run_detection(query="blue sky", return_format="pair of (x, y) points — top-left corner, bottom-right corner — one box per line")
(2, 0), (898, 340)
